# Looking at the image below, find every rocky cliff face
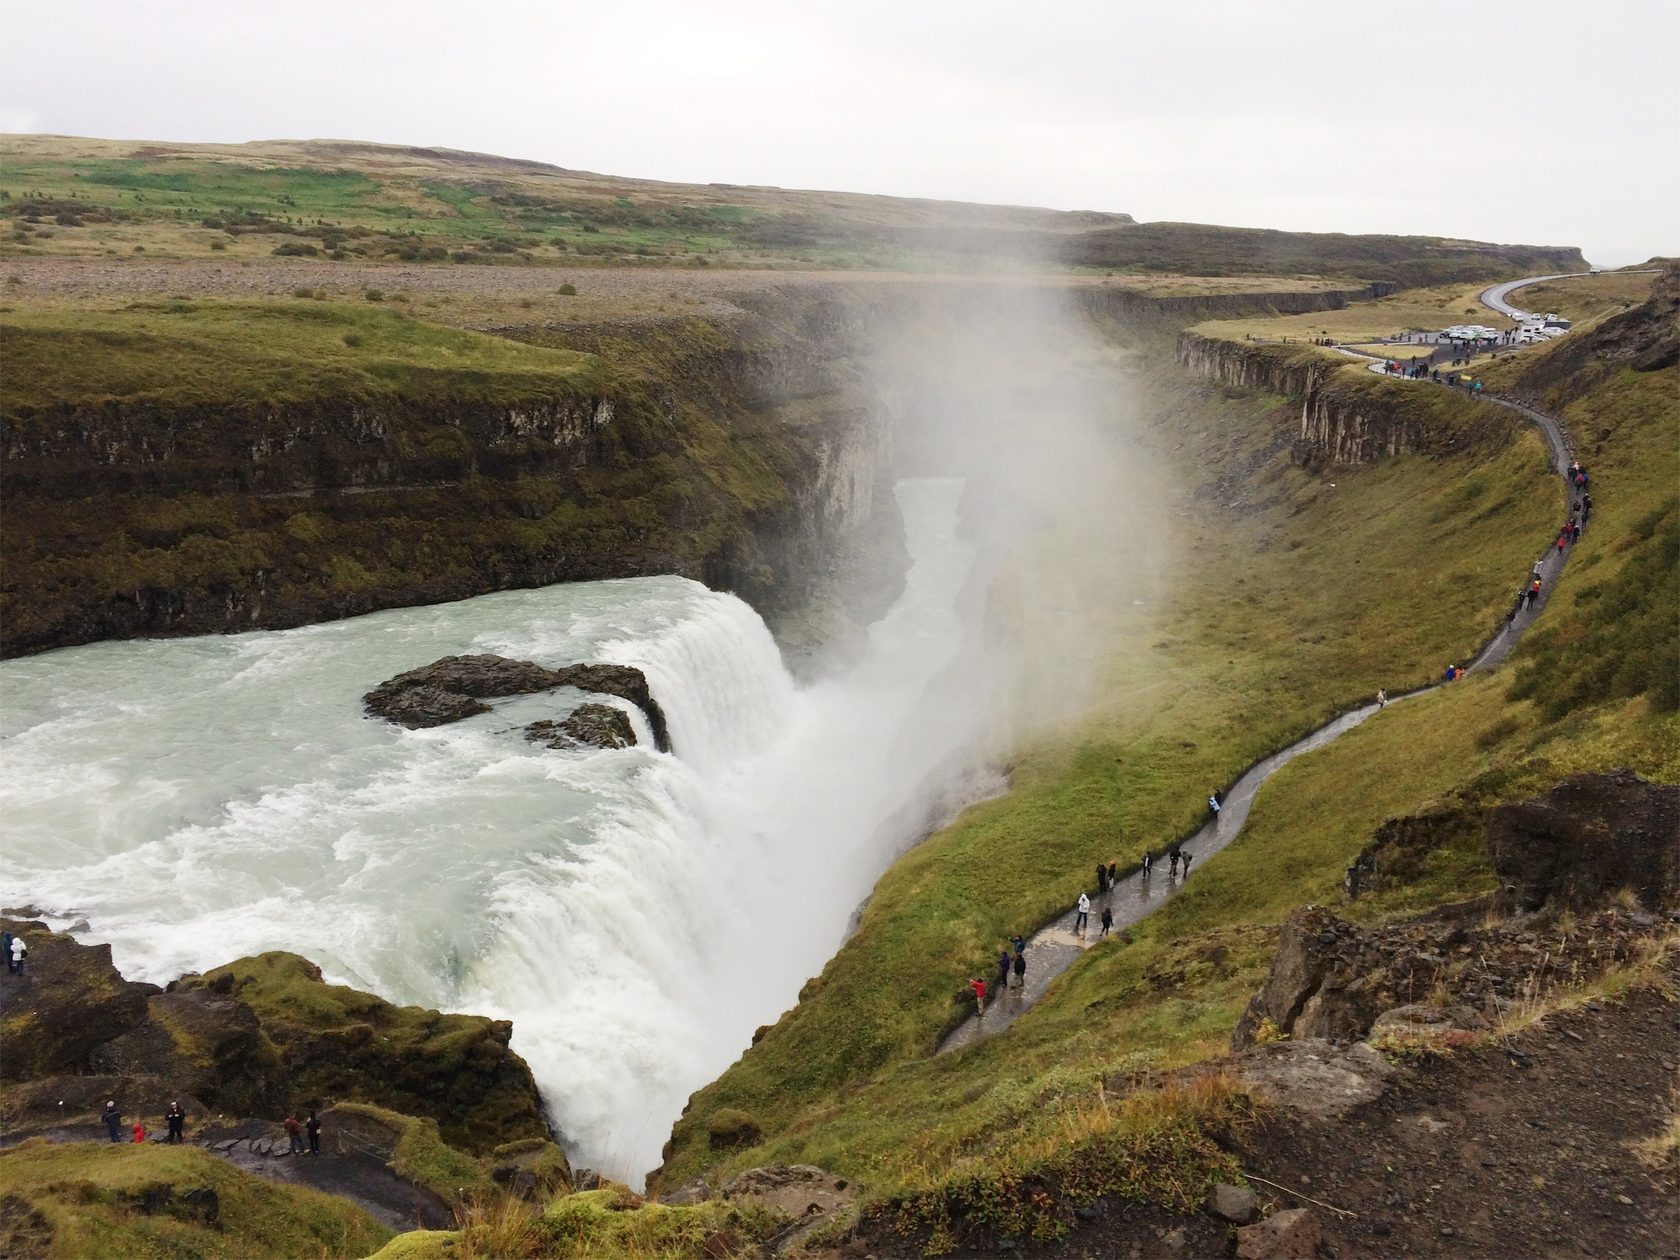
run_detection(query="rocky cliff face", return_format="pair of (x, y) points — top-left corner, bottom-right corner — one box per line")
(1175, 331), (1497, 465)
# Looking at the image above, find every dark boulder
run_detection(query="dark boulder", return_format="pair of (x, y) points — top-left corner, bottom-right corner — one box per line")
(0, 920), (151, 1081)
(526, 704), (638, 751)
(364, 653), (671, 751)
(1486, 769), (1680, 913)
(1231, 907), (1375, 1049)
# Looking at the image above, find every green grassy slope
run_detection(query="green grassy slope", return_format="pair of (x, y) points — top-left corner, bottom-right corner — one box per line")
(0, 134), (1582, 278)
(0, 1140), (391, 1259)
(655, 345), (1571, 1185)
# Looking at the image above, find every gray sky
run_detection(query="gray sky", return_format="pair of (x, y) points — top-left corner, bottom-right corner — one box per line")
(2, 0), (1676, 265)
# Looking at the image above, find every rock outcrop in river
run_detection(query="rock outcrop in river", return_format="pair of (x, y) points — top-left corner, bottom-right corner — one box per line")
(363, 653), (671, 751)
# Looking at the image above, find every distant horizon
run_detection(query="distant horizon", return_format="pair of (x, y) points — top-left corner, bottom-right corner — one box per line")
(2, 0), (1675, 268)
(5, 128), (1661, 270)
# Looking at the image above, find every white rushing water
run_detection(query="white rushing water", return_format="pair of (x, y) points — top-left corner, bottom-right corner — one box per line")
(0, 478), (977, 1179)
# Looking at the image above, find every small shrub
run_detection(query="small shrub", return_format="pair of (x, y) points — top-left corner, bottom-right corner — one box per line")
(556, 283), (577, 296)
(343, 332), (364, 348)
(363, 289), (384, 302)
(273, 242), (319, 257)
(1251, 1016), (1287, 1046)
(209, 240), (227, 251)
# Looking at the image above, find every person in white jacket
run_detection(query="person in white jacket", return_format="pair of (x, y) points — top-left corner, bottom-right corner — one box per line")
(1074, 892), (1090, 934)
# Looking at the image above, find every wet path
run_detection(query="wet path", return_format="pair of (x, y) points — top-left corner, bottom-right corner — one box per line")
(939, 282), (1584, 1054)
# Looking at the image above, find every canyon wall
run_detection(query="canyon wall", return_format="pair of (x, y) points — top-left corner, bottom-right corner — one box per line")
(1175, 331), (1504, 465)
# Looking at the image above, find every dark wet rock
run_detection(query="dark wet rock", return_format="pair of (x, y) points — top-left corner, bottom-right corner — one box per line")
(488, 1137), (573, 1200)
(122, 1182), (220, 1227)
(177, 953), (548, 1155)
(1487, 769), (1680, 913)
(1206, 1182), (1259, 1224)
(0, 919), (150, 1081)
(525, 704), (637, 751)
(1228, 1039), (1394, 1121)
(1232, 907), (1374, 1049)
(91, 989), (286, 1116)
(1237, 1208), (1322, 1259)
(364, 653), (671, 750)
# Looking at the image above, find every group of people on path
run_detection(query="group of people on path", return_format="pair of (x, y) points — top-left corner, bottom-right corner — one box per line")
(1509, 465), (1592, 623)
(96, 1098), (322, 1154)
(970, 934), (1031, 1015)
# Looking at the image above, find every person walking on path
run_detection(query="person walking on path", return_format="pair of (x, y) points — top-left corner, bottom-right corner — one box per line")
(1012, 950), (1026, 990)
(968, 977), (987, 1016)
(1141, 852), (1152, 879)
(102, 1101), (122, 1144)
(284, 1112), (304, 1154)
(1181, 851), (1193, 879)
(1099, 906), (1114, 938)
(1208, 791), (1222, 820)
(306, 1109), (322, 1156)
(1074, 892), (1091, 934)
(165, 1102), (185, 1145)
(1095, 863), (1108, 893)
(997, 947), (1012, 994)
(1376, 688), (1387, 708)
(1107, 859), (1118, 888)
(1169, 849), (1180, 878)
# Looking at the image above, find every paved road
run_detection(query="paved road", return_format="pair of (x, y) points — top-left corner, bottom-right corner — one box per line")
(1482, 268), (1663, 321)
(938, 276), (1587, 1055)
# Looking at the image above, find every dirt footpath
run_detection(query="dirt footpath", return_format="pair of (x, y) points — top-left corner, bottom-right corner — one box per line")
(1237, 972), (1680, 1259)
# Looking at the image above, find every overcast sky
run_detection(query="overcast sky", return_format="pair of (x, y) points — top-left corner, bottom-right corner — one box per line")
(2, 0), (1676, 265)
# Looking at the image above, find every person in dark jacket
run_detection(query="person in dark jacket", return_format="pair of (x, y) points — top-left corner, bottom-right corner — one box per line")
(102, 1101), (122, 1143)
(306, 1109), (322, 1155)
(165, 1102), (185, 1144)
(1012, 950), (1026, 990)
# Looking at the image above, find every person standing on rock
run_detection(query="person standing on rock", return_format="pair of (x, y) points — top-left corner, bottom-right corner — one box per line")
(1074, 892), (1090, 934)
(968, 977), (987, 1016)
(166, 1102), (185, 1144)
(1099, 906), (1114, 938)
(102, 1101), (122, 1144)
(306, 1109), (322, 1156)
(1012, 950), (1026, 990)
(9, 934), (25, 976)
(284, 1112), (304, 1154)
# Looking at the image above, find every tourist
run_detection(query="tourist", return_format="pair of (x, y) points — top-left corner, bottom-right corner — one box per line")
(1208, 792), (1222, 819)
(166, 1102), (185, 1144)
(8, 934), (25, 976)
(1074, 892), (1090, 934)
(968, 976), (987, 1016)
(1099, 906), (1114, 938)
(1095, 862), (1108, 893)
(1556, 532), (1567, 554)
(285, 1112), (304, 1154)
(102, 1101), (122, 1144)
(1181, 851), (1193, 878)
(1582, 493), (1593, 521)
(131, 1120), (146, 1144)
(1141, 851), (1152, 878)
(1, 930), (12, 975)
(1010, 933), (1025, 957)
(306, 1109), (322, 1156)
(1377, 688), (1387, 708)
(1012, 950), (1026, 990)
(997, 947), (1012, 994)
(1169, 849), (1180, 878)
(1107, 859), (1118, 888)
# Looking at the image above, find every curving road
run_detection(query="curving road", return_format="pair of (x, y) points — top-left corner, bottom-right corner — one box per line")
(938, 277), (1587, 1054)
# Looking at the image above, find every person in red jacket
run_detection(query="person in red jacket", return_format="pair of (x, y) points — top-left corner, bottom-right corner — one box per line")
(968, 977), (987, 1016)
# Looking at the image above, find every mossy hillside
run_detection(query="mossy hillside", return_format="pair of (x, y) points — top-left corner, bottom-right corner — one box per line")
(360, 1187), (782, 1260)
(656, 359), (1560, 1186)
(0, 1139), (391, 1259)
(183, 954), (547, 1156)
(658, 292), (1679, 1208)
(325, 1102), (504, 1207)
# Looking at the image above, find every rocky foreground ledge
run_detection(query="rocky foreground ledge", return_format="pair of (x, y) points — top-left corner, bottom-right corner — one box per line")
(362, 652), (671, 751)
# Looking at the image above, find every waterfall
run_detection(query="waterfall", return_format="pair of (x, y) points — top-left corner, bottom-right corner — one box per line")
(0, 479), (978, 1182)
